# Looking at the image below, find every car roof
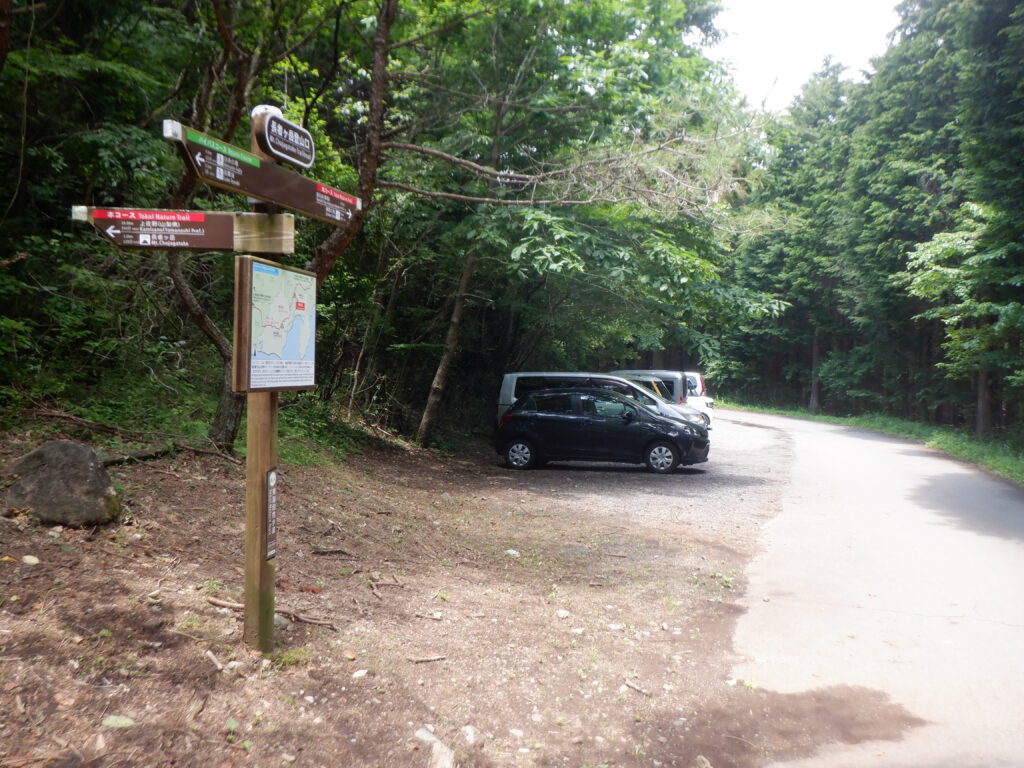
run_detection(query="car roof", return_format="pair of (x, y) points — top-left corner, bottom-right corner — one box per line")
(615, 372), (662, 380)
(612, 369), (685, 377)
(517, 386), (630, 399)
(507, 371), (629, 379)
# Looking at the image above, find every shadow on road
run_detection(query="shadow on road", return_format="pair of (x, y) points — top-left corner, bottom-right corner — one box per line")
(908, 469), (1024, 543)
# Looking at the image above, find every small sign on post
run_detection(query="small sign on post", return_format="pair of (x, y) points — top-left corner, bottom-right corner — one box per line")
(265, 469), (278, 560)
(255, 109), (315, 169)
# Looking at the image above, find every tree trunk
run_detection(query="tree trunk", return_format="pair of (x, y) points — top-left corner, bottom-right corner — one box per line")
(308, 0), (398, 285)
(0, 0), (11, 76)
(209, 359), (246, 450)
(415, 251), (478, 446)
(975, 367), (992, 438)
(166, 250), (245, 452)
(808, 328), (821, 414)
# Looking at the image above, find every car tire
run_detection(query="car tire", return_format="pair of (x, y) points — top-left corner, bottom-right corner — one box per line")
(644, 441), (679, 474)
(504, 439), (538, 470)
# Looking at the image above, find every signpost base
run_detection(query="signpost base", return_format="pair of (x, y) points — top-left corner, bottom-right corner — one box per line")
(244, 390), (278, 651)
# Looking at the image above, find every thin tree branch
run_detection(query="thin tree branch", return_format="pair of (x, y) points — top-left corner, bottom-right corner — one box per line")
(381, 141), (533, 182)
(388, 9), (490, 52)
(211, 0), (245, 57)
(376, 180), (616, 207)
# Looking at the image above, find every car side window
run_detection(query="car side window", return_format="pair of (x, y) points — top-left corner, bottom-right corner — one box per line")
(534, 394), (573, 414)
(585, 393), (634, 419)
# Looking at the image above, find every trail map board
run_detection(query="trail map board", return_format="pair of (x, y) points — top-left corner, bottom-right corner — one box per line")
(233, 255), (317, 392)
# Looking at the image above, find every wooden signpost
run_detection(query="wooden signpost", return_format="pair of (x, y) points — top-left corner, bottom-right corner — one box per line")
(71, 207), (294, 253)
(73, 105), (362, 652)
(163, 119), (361, 225)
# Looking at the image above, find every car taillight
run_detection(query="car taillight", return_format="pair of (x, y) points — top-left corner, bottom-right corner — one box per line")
(500, 413), (513, 426)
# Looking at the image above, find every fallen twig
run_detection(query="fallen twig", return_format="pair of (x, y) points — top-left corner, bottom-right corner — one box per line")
(205, 650), (224, 671)
(1, 755), (63, 767)
(624, 679), (651, 696)
(408, 655), (447, 664)
(206, 596), (243, 610)
(725, 734), (759, 749)
(310, 547), (357, 558)
(204, 596), (339, 631)
(273, 608), (338, 631)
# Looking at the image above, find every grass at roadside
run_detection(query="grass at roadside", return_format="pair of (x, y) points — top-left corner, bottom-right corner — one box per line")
(718, 400), (1024, 488)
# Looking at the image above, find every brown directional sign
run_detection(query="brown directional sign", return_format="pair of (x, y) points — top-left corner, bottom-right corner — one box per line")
(163, 120), (361, 226)
(71, 207), (295, 253)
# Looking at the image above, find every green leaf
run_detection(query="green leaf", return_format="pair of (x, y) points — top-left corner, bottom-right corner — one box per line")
(102, 715), (136, 729)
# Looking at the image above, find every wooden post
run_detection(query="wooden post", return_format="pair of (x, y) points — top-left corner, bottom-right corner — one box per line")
(242, 106), (283, 651)
(243, 390), (277, 650)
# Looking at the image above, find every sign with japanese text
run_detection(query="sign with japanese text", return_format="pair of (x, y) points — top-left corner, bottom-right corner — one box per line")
(265, 468), (278, 560)
(257, 112), (315, 168)
(71, 207), (294, 253)
(163, 120), (360, 226)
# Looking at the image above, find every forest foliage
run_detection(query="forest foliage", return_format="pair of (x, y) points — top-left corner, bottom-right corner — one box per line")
(1, 0), (1021, 451)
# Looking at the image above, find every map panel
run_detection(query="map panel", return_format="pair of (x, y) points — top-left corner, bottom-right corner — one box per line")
(248, 260), (316, 390)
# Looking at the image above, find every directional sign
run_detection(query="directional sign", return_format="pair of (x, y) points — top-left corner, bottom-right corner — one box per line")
(163, 120), (361, 226)
(71, 207), (295, 253)
(255, 110), (315, 169)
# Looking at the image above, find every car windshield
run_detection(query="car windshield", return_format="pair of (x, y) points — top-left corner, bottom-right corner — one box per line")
(631, 379), (670, 399)
(626, 385), (667, 406)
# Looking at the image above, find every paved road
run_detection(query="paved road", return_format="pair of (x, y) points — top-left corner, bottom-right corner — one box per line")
(722, 410), (1024, 768)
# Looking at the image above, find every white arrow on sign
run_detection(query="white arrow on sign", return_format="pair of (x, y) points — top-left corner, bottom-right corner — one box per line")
(194, 152), (205, 168)
(105, 225), (120, 237)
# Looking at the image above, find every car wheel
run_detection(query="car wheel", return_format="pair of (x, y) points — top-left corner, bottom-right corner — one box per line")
(644, 441), (679, 474)
(504, 439), (537, 470)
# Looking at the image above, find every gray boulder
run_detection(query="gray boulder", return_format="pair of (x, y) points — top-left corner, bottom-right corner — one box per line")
(4, 440), (121, 527)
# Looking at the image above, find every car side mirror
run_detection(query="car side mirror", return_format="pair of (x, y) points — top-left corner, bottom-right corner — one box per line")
(621, 410), (634, 423)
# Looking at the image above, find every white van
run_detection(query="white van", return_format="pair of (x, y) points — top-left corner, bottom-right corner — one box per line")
(614, 372), (708, 427)
(497, 372), (707, 430)
(610, 369), (714, 427)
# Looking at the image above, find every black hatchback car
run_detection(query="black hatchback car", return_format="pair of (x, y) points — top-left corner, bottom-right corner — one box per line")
(495, 387), (709, 473)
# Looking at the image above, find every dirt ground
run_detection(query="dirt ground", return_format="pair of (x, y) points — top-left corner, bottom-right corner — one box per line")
(0, 419), (922, 768)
